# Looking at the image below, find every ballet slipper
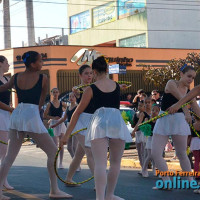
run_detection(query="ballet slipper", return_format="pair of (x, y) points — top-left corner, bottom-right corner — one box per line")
(49, 191), (73, 199)
(152, 186), (172, 191)
(0, 195), (11, 200)
(138, 171), (142, 175)
(105, 195), (125, 200)
(58, 164), (64, 169)
(76, 167), (81, 172)
(194, 189), (200, 194)
(142, 170), (149, 178)
(3, 184), (14, 190)
(65, 181), (81, 187)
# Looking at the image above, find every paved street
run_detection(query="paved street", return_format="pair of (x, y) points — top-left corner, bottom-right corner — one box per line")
(3, 144), (200, 200)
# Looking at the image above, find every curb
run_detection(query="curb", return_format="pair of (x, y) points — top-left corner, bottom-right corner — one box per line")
(82, 158), (182, 171)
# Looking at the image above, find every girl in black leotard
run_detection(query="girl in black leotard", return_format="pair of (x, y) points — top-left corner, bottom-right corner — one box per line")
(51, 92), (79, 165)
(0, 51), (72, 199)
(0, 56), (14, 191)
(44, 88), (67, 169)
(152, 65), (200, 190)
(131, 101), (145, 172)
(60, 56), (132, 200)
(52, 65), (95, 186)
(141, 105), (160, 177)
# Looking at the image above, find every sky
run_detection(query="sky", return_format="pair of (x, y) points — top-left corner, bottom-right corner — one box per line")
(0, 0), (68, 50)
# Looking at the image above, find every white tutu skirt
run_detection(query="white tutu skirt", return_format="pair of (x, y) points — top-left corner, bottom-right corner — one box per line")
(135, 131), (145, 143)
(0, 109), (10, 131)
(145, 136), (152, 149)
(153, 111), (191, 136)
(72, 112), (93, 136)
(50, 120), (66, 136)
(85, 107), (133, 147)
(10, 103), (48, 134)
(190, 137), (200, 151)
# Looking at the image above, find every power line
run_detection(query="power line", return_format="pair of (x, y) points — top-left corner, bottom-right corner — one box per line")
(15, 0), (200, 9)
(12, 0), (200, 12)
(0, 1), (23, 12)
(0, 25), (200, 32)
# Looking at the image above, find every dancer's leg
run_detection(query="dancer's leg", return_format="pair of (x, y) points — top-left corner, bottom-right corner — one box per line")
(0, 130), (25, 200)
(142, 149), (151, 177)
(29, 132), (72, 198)
(67, 137), (74, 158)
(172, 135), (192, 181)
(75, 134), (94, 174)
(151, 134), (169, 182)
(52, 136), (64, 168)
(105, 139), (125, 200)
(91, 138), (108, 200)
(136, 143), (143, 167)
(72, 136), (78, 156)
(58, 133), (64, 168)
(0, 131), (14, 190)
(66, 142), (85, 182)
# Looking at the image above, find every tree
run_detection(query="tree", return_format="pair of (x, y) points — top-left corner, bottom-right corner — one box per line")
(142, 52), (200, 87)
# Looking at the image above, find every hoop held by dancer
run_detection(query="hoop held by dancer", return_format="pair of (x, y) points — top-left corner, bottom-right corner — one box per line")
(0, 51), (72, 200)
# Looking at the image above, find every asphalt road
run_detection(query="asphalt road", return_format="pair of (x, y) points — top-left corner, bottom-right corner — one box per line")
(3, 144), (200, 200)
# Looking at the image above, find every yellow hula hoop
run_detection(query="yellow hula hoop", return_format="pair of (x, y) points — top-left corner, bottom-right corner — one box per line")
(138, 101), (192, 127)
(76, 81), (132, 93)
(0, 138), (32, 146)
(0, 140), (8, 145)
(190, 111), (200, 120)
(54, 127), (94, 185)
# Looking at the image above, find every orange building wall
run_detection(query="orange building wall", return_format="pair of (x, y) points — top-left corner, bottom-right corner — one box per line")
(0, 45), (199, 106)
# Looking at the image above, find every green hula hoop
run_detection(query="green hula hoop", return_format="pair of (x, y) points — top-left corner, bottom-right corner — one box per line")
(54, 127), (94, 185)
(138, 101), (192, 127)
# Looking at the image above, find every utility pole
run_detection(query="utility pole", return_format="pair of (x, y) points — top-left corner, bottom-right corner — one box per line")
(3, 0), (11, 49)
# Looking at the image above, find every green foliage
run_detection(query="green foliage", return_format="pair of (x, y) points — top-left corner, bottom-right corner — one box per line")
(142, 52), (200, 87)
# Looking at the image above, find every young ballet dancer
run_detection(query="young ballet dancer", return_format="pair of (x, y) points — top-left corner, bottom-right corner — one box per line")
(44, 88), (67, 169)
(132, 97), (151, 173)
(131, 101), (146, 170)
(0, 51), (72, 199)
(50, 92), (79, 168)
(53, 65), (95, 185)
(141, 104), (160, 177)
(0, 56), (14, 190)
(60, 56), (132, 200)
(152, 65), (200, 189)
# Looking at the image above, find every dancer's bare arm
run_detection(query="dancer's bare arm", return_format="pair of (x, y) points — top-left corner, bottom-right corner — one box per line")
(39, 74), (48, 111)
(50, 111), (67, 128)
(0, 75), (14, 92)
(131, 112), (144, 137)
(166, 80), (192, 123)
(60, 87), (93, 147)
(0, 101), (14, 112)
(168, 85), (200, 114)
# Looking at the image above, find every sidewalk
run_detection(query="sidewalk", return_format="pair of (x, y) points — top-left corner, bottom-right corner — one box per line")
(119, 149), (182, 171)
(82, 149), (183, 171)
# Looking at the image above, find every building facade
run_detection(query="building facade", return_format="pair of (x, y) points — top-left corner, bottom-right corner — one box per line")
(68, 0), (200, 49)
(1, 45), (199, 106)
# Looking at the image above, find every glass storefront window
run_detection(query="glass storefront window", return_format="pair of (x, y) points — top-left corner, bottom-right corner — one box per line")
(119, 34), (146, 47)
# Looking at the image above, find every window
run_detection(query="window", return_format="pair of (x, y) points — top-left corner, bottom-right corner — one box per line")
(119, 34), (146, 47)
